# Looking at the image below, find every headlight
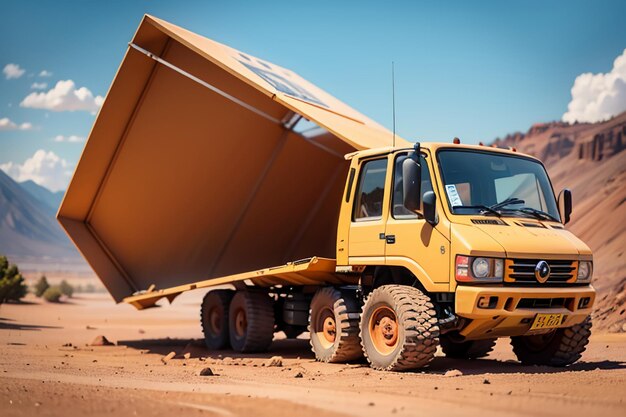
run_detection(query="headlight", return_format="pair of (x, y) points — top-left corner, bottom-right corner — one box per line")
(577, 261), (592, 282)
(456, 255), (504, 282)
(472, 258), (490, 278)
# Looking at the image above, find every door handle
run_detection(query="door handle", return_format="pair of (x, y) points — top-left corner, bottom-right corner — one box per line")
(378, 233), (395, 244)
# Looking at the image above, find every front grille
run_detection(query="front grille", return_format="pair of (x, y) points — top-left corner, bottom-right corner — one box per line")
(505, 259), (577, 284)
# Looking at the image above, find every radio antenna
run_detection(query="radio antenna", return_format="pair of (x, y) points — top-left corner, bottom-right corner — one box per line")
(392, 61), (396, 148)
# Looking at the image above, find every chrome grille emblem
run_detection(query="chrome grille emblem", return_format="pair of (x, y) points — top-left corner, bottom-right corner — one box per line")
(534, 260), (551, 283)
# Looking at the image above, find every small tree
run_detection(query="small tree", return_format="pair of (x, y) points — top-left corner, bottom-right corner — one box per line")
(59, 280), (74, 298)
(34, 275), (50, 297)
(42, 286), (62, 303)
(0, 256), (28, 304)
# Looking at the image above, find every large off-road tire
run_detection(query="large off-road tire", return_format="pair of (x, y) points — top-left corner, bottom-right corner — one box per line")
(200, 289), (234, 350)
(360, 285), (439, 371)
(228, 290), (275, 352)
(309, 287), (362, 363)
(511, 316), (592, 366)
(440, 335), (496, 359)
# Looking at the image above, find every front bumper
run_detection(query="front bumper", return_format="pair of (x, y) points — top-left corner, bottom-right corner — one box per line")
(455, 284), (595, 339)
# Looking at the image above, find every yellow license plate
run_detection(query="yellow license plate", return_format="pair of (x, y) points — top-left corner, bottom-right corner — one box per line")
(530, 313), (564, 330)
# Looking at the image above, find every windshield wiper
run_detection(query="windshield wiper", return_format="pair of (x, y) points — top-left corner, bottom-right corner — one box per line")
(517, 207), (560, 223)
(489, 197), (525, 211)
(453, 205), (502, 217)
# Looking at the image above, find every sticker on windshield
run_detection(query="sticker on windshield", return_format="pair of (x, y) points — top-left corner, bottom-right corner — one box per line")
(445, 184), (463, 207)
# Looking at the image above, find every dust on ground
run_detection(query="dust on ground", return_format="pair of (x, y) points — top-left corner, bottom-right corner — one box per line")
(1, 293), (625, 417)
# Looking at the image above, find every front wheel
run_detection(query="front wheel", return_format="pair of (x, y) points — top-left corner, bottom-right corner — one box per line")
(511, 316), (592, 366)
(360, 285), (439, 371)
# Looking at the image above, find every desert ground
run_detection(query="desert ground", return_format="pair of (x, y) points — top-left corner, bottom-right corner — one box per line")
(1, 291), (625, 417)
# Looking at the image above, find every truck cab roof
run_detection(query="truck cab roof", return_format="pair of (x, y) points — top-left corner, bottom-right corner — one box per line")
(345, 142), (537, 161)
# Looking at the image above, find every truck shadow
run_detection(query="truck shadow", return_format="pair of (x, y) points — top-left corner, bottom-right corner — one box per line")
(0, 317), (63, 331)
(118, 337), (316, 360)
(426, 356), (626, 375)
(117, 336), (626, 375)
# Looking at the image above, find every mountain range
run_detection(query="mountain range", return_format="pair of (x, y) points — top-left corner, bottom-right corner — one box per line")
(0, 169), (85, 271)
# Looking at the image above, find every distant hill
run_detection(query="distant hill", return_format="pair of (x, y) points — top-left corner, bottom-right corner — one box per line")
(19, 180), (64, 214)
(492, 110), (626, 331)
(0, 169), (85, 271)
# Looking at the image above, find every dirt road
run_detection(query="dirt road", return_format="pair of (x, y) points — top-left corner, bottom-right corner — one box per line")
(1, 293), (625, 417)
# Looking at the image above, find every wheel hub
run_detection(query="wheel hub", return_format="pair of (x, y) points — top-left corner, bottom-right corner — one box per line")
(370, 306), (399, 355)
(379, 316), (398, 344)
(322, 316), (337, 343)
(314, 307), (337, 348)
(234, 308), (247, 337)
(208, 307), (222, 333)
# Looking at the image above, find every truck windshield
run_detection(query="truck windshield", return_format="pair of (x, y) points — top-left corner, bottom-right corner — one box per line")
(437, 149), (560, 221)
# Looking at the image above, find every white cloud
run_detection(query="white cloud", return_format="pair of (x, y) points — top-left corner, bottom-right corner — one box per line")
(0, 149), (72, 192)
(3, 63), (25, 79)
(20, 80), (104, 113)
(53, 134), (85, 143)
(39, 70), (52, 77)
(31, 82), (48, 90)
(563, 48), (626, 123)
(0, 117), (33, 131)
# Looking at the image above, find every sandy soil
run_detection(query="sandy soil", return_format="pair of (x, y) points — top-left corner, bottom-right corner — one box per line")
(1, 293), (625, 417)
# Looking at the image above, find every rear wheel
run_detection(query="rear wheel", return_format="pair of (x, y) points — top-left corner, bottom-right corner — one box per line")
(360, 285), (439, 371)
(440, 335), (496, 359)
(229, 290), (275, 352)
(309, 287), (362, 363)
(200, 290), (234, 350)
(511, 316), (592, 366)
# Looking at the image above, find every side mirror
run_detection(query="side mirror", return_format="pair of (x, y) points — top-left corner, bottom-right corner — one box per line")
(402, 154), (421, 212)
(558, 189), (572, 225)
(423, 191), (438, 226)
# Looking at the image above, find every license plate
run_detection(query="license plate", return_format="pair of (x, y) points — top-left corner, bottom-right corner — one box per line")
(530, 313), (564, 330)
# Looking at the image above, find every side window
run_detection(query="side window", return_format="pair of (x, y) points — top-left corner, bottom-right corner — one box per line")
(392, 154), (433, 219)
(353, 159), (387, 221)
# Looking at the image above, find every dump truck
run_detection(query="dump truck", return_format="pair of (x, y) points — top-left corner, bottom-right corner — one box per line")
(58, 15), (595, 371)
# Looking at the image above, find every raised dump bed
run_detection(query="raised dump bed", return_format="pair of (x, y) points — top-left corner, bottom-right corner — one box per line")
(58, 15), (403, 303)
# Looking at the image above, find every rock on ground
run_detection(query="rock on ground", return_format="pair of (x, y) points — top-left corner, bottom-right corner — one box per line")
(264, 356), (283, 367)
(444, 369), (463, 377)
(90, 335), (114, 346)
(161, 351), (176, 364)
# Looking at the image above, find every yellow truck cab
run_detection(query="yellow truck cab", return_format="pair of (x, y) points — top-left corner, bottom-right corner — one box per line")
(331, 142), (594, 370)
(58, 15), (595, 372)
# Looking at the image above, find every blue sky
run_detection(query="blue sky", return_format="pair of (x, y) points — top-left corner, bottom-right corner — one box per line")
(1, 0), (626, 191)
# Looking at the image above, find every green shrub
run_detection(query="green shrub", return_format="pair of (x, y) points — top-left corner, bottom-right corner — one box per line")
(59, 280), (74, 298)
(0, 256), (28, 304)
(42, 286), (63, 303)
(34, 275), (50, 297)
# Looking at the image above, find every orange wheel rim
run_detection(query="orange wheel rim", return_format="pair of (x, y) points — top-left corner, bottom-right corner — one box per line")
(314, 307), (336, 348)
(369, 306), (399, 355)
(208, 307), (222, 333)
(234, 308), (247, 338)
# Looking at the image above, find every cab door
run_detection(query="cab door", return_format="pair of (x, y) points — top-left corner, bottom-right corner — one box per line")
(348, 157), (390, 260)
(384, 153), (450, 283)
